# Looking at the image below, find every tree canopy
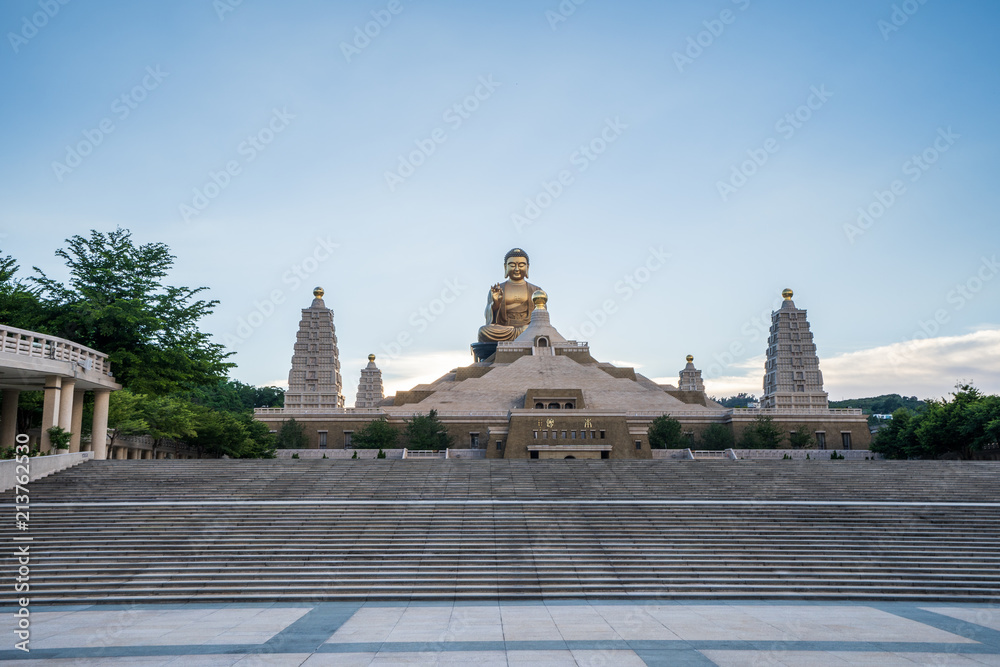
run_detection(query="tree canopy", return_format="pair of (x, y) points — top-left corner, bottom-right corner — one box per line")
(30, 228), (234, 395)
(648, 414), (684, 449)
(404, 410), (454, 450)
(738, 414), (784, 449)
(352, 418), (399, 449)
(275, 418), (309, 449)
(872, 384), (1000, 459)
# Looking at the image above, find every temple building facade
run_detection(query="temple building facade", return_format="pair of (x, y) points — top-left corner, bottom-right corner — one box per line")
(256, 254), (871, 457)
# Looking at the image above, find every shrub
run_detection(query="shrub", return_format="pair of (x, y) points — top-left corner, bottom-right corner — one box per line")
(46, 426), (72, 450)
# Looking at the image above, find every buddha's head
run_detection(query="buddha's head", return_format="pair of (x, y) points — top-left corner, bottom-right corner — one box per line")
(504, 248), (529, 281)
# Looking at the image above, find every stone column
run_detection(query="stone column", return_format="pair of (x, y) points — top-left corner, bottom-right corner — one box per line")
(1, 389), (19, 449)
(91, 389), (111, 460)
(58, 378), (76, 430)
(69, 389), (85, 453)
(41, 376), (62, 451)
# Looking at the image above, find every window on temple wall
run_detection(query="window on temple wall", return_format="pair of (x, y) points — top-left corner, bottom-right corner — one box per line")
(635, 440), (642, 449)
(470, 433), (479, 448)
(599, 430), (605, 440)
(548, 402), (560, 409)
(561, 430), (567, 439)
(533, 431), (538, 439)
(344, 431), (353, 447)
(564, 403), (574, 409)
(318, 431), (327, 449)
(535, 402), (544, 409)
(841, 432), (852, 450)
(815, 432), (826, 449)
(571, 431), (576, 439)
(496, 440), (503, 451)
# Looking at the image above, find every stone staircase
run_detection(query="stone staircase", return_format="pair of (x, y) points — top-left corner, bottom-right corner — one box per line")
(3, 460), (999, 603)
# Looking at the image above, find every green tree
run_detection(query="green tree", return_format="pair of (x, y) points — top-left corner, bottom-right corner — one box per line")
(107, 389), (150, 451)
(179, 379), (284, 412)
(788, 425), (813, 449)
(648, 414), (684, 449)
(237, 413), (277, 459)
(352, 418), (399, 449)
(699, 423), (735, 450)
(141, 395), (198, 454)
(912, 384), (1000, 459)
(31, 228), (234, 395)
(189, 408), (275, 459)
(275, 418), (308, 449)
(404, 410), (454, 450)
(739, 414), (784, 449)
(0, 252), (45, 331)
(870, 408), (915, 459)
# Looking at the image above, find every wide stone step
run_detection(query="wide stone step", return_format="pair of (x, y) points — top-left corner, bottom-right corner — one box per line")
(5, 458), (998, 603)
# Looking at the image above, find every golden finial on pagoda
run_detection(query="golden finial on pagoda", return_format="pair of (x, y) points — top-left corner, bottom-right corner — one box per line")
(532, 290), (548, 310)
(782, 288), (793, 300)
(313, 286), (325, 298)
(686, 355), (694, 363)
(368, 354), (376, 362)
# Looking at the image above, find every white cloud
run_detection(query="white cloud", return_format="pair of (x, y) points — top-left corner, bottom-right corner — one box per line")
(822, 328), (1000, 400)
(698, 328), (1000, 401)
(378, 350), (473, 397)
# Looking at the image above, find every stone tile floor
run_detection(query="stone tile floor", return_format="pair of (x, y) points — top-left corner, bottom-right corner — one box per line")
(3, 600), (1000, 665)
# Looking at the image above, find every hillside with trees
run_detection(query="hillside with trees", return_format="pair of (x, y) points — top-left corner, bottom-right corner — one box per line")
(828, 394), (927, 415)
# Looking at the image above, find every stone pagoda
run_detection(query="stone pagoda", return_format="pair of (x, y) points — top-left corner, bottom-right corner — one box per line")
(678, 355), (705, 392)
(283, 287), (345, 410)
(761, 289), (829, 410)
(354, 354), (385, 408)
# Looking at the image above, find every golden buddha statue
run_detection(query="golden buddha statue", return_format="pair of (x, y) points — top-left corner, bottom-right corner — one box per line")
(477, 248), (543, 342)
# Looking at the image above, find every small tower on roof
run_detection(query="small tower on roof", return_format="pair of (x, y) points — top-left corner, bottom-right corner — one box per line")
(761, 288), (828, 410)
(283, 287), (345, 410)
(678, 355), (705, 392)
(355, 354), (385, 408)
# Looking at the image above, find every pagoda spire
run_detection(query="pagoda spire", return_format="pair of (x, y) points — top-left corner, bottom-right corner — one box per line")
(355, 354), (385, 408)
(761, 289), (828, 410)
(284, 287), (345, 410)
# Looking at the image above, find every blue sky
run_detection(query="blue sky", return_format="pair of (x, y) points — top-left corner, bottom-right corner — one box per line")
(2, 0), (998, 402)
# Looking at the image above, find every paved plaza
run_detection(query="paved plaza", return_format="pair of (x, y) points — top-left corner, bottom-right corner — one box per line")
(4, 600), (1000, 665)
